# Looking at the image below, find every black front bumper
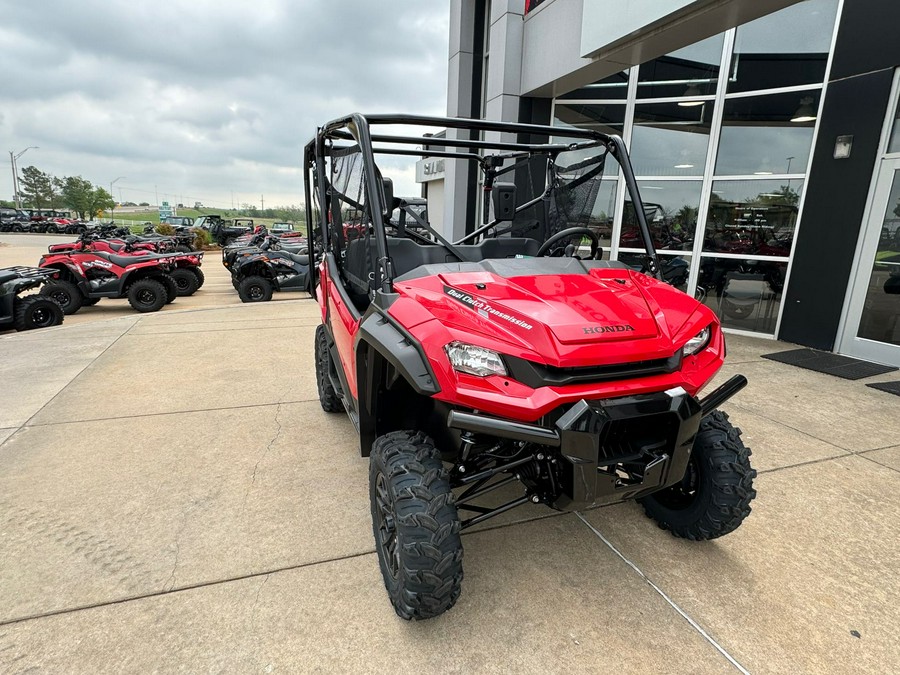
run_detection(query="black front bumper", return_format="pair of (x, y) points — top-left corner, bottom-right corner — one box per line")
(551, 389), (701, 509)
(447, 375), (747, 511)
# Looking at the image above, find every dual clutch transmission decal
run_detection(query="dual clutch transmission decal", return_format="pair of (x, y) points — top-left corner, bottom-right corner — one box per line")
(443, 285), (534, 330)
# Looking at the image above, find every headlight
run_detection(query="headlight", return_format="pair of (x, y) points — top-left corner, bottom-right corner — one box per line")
(683, 326), (711, 356)
(445, 341), (507, 377)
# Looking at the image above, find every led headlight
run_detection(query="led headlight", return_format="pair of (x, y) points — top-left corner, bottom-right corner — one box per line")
(445, 341), (507, 377)
(683, 326), (711, 356)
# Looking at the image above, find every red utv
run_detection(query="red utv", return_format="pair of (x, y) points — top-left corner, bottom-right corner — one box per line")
(304, 114), (756, 620)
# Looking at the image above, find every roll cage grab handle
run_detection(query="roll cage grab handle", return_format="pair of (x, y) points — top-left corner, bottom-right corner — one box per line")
(305, 113), (661, 293)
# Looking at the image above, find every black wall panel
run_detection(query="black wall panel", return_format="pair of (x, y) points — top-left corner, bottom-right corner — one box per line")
(779, 70), (894, 348)
(779, 0), (899, 349)
(829, 0), (900, 81)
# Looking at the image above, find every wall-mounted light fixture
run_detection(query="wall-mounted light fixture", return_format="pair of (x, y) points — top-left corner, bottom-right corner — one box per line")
(833, 135), (853, 159)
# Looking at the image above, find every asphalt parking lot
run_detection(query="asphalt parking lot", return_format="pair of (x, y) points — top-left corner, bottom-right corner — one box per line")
(1, 232), (899, 673)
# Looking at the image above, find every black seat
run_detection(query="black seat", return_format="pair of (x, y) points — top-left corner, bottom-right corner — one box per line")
(92, 251), (164, 267)
(284, 251), (309, 266)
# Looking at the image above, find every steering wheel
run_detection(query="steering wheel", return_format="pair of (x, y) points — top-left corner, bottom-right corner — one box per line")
(537, 227), (601, 260)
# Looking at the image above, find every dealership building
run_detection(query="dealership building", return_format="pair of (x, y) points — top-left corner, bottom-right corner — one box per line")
(424, 0), (900, 366)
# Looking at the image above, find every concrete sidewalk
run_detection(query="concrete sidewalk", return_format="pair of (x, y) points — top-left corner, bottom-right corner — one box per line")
(1, 297), (899, 673)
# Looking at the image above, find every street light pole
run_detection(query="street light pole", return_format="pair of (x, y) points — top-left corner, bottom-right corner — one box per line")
(110, 176), (125, 222)
(9, 146), (38, 209)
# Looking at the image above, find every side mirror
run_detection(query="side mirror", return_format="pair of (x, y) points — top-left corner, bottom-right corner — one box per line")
(381, 177), (394, 219)
(492, 183), (516, 222)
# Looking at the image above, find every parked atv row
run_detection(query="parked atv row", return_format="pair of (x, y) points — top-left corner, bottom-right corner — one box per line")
(0, 212), (92, 234)
(222, 231), (311, 303)
(0, 267), (65, 332)
(38, 235), (205, 314)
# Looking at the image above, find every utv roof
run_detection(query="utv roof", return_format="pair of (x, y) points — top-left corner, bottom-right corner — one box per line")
(303, 112), (661, 291)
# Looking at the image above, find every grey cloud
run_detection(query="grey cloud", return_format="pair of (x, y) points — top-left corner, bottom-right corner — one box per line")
(1, 0), (450, 207)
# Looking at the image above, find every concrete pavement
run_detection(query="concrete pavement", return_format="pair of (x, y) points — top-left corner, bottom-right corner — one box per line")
(1, 234), (899, 673)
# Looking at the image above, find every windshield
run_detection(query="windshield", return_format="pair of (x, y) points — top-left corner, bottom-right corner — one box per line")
(305, 113), (659, 296)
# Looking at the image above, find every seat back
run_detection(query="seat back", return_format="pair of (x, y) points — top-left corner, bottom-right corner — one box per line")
(342, 236), (540, 296)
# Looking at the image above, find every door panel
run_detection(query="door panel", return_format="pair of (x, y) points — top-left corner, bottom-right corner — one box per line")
(840, 158), (900, 365)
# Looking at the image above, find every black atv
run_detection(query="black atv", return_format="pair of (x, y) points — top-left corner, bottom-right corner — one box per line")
(225, 234), (311, 302)
(0, 267), (65, 331)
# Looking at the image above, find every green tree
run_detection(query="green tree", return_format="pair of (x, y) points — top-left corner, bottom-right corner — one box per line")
(88, 187), (115, 219)
(60, 176), (99, 219)
(18, 166), (55, 209)
(757, 184), (800, 206)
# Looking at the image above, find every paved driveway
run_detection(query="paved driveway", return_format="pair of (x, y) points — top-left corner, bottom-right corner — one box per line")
(1, 234), (898, 672)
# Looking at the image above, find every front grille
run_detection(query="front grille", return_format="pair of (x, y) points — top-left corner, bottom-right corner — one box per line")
(504, 352), (681, 389)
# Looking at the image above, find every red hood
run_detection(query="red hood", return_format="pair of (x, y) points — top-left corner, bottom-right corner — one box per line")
(392, 265), (706, 367)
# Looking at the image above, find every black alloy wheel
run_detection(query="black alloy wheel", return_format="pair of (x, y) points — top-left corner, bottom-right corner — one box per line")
(13, 295), (64, 330)
(39, 280), (83, 315)
(238, 275), (273, 303)
(170, 268), (199, 296)
(126, 278), (167, 313)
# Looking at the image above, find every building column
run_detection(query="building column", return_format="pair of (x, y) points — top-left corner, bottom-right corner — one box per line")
(442, 0), (481, 241)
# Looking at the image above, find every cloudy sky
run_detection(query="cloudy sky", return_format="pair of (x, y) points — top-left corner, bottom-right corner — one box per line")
(1, 0), (450, 210)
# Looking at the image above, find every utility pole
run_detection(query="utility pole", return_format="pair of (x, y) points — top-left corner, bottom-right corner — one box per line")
(110, 177), (125, 221)
(9, 146), (38, 209)
(261, 194), (264, 211)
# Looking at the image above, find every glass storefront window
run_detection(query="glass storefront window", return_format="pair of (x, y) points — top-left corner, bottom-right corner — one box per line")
(631, 102), (713, 176)
(558, 71), (630, 101)
(619, 252), (691, 292)
(553, 103), (625, 136)
(729, 0), (837, 94)
(553, 104), (625, 176)
(578, 178), (617, 250)
(704, 179), (802, 256)
(698, 257), (787, 333)
(638, 34), (724, 99)
(716, 91), (819, 175)
(856, 169), (900, 346)
(622, 181), (701, 251)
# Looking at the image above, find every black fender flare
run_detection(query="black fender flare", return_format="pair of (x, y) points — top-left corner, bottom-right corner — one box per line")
(353, 306), (440, 455)
(45, 262), (86, 292)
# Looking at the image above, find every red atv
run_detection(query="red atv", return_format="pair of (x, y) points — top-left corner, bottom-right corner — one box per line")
(39, 248), (191, 314)
(47, 233), (205, 297)
(304, 114), (757, 620)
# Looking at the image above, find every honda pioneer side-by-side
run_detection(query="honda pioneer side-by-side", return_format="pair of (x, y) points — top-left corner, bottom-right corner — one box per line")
(303, 114), (757, 620)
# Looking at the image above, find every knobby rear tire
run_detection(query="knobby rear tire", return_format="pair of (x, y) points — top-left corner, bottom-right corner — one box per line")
(314, 325), (344, 413)
(13, 295), (64, 330)
(39, 280), (83, 315)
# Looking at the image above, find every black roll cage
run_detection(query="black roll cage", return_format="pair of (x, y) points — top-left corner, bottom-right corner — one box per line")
(303, 113), (661, 295)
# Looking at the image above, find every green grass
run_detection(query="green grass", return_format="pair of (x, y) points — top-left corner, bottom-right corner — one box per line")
(110, 209), (306, 234)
